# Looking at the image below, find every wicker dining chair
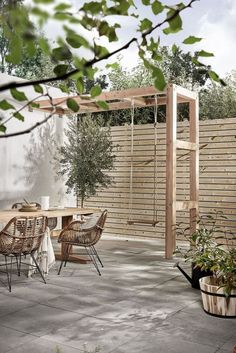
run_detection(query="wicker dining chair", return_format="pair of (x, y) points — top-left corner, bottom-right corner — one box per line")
(11, 202), (57, 231)
(57, 210), (108, 276)
(0, 216), (47, 291)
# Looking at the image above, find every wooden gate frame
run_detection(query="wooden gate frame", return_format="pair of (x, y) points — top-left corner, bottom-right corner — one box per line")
(36, 84), (199, 258)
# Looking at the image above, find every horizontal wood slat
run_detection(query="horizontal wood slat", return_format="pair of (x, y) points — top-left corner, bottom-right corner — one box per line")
(85, 118), (236, 243)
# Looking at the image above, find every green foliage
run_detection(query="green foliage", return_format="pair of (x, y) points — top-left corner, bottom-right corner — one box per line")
(199, 71), (236, 120)
(175, 212), (236, 297)
(0, 0), (221, 135)
(56, 116), (116, 207)
(100, 47), (211, 125)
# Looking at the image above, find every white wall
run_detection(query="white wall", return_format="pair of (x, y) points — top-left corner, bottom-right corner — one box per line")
(0, 74), (69, 209)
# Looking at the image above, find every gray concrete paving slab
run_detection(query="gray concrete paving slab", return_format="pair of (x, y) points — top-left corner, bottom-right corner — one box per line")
(41, 317), (141, 353)
(0, 325), (36, 352)
(4, 337), (84, 353)
(110, 331), (218, 353)
(0, 293), (35, 318)
(0, 304), (85, 337)
(0, 235), (235, 353)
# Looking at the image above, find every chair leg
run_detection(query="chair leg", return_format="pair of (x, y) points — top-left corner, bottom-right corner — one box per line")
(58, 244), (71, 275)
(15, 255), (21, 276)
(5, 256), (13, 292)
(85, 247), (101, 276)
(30, 253), (46, 284)
(91, 245), (104, 268)
(64, 245), (72, 267)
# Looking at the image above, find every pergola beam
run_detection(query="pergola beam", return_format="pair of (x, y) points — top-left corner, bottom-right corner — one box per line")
(36, 85), (195, 115)
(35, 84), (199, 260)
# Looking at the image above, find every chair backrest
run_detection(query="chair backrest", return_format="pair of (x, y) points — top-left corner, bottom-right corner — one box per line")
(97, 209), (108, 230)
(87, 209), (108, 245)
(0, 216), (47, 255)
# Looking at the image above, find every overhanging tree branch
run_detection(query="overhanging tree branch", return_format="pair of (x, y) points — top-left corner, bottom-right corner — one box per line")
(0, 109), (56, 138)
(0, 0), (198, 93)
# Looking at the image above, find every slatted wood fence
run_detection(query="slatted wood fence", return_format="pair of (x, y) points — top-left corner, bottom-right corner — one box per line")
(85, 118), (236, 241)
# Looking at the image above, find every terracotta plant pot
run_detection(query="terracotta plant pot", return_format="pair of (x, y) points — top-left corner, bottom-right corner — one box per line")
(199, 276), (236, 318)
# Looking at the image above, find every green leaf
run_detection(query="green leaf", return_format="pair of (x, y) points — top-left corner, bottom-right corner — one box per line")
(6, 36), (22, 65)
(54, 3), (71, 11)
(192, 57), (206, 67)
(90, 86), (102, 98)
(163, 10), (182, 34)
(13, 112), (24, 121)
(85, 67), (97, 80)
(151, 0), (164, 15)
(219, 79), (227, 87)
(30, 103), (40, 108)
(0, 125), (6, 133)
(94, 44), (109, 58)
(197, 50), (214, 57)
(66, 98), (80, 112)
(81, 2), (103, 14)
(106, 62), (120, 70)
(52, 46), (72, 61)
(33, 84), (44, 94)
(53, 12), (71, 20)
(208, 70), (220, 82)
(142, 0), (150, 4)
(25, 40), (36, 57)
(31, 7), (49, 20)
(76, 78), (84, 94)
(183, 36), (202, 45)
(66, 33), (89, 48)
(153, 67), (166, 91)
(53, 64), (69, 76)
(59, 84), (70, 93)
(96, 100), (109, 110)
(140, 18), (152, 31)
(33, 0), (54, 3)
(10, 88), (27, 102)
(0, 100), (15, 111)
(172, 44), (178, 54)
(39, 37), (50, 54)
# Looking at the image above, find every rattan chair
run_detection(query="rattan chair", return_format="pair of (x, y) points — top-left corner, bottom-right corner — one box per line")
(0, 216), (47, 291)
(11, 202), (57, 231)
(57, 210), (108, 276)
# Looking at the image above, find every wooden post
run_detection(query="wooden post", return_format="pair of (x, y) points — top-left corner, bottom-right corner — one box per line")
(189, 97), (199, 235)
(165, 84), (177, 259)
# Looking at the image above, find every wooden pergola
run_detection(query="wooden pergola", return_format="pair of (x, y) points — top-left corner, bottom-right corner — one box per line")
(37, 84), (199, 259)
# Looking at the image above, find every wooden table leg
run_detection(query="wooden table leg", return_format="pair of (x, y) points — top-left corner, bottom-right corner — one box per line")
(54, 215), (90, 264)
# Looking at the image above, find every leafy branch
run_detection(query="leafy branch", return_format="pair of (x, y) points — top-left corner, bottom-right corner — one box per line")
(0, 0), (197, 94)
(0, 108), (56, 138)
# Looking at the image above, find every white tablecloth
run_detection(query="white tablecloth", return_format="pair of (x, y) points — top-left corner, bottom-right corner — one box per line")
(28, 226), (55, 276)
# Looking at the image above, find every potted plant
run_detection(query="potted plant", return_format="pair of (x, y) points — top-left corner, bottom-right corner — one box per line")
(175, 212), (236, 318)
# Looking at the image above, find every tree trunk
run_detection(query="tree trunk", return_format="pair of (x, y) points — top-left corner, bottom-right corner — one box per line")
(76, 194), (79, 208)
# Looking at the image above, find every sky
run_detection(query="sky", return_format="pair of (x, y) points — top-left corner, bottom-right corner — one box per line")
(111, 0), (236, 76)
(46, 0), (236, 77)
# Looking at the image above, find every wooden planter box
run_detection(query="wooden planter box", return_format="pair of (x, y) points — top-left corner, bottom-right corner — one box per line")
(199, 276), (236, 318)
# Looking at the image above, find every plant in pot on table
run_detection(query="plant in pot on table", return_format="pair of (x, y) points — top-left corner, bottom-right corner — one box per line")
(175, 212), (236, 318)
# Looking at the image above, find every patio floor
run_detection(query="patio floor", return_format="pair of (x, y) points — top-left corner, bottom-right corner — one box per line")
(0, 235), (235, 353)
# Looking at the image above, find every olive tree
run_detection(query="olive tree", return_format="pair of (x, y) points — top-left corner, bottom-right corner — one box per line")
(56, 115), (116, 207)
